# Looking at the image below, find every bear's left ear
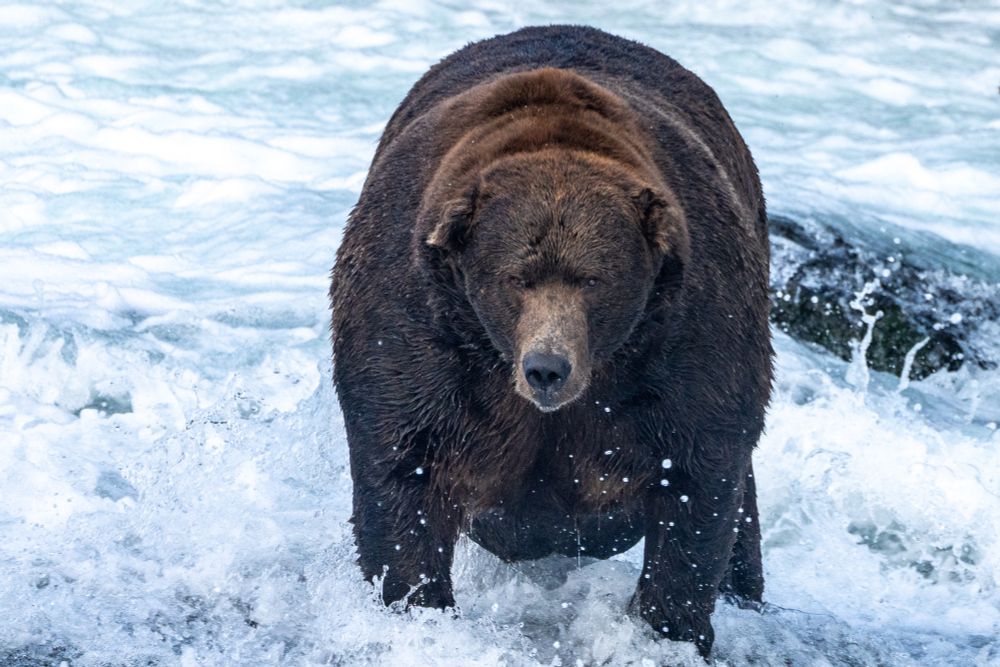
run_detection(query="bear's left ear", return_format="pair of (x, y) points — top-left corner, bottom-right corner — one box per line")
(632, 188), (680, 254)
(635, 187), (690, 305)
(426, 181), (481, 253)
(633, 187), (687, 257)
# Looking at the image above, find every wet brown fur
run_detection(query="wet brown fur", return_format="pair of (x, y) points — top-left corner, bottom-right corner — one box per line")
(331, 26), (772, 657)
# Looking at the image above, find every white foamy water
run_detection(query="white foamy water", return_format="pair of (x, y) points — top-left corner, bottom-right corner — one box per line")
(1, 2), (998, 665)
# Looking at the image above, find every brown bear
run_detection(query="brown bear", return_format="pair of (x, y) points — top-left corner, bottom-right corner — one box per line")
(330, 25), (772, 658)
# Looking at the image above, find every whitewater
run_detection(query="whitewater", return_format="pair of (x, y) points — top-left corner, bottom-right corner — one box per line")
(1, 1), (999, 665)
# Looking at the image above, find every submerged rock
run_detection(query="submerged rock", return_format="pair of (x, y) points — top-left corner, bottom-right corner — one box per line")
(769, 215), (999, 380)
(0, 644), (81, 667)
(94, 469), (139, 502)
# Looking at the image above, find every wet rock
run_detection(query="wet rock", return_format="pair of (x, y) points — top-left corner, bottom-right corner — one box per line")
(73, 392), (133, 417)
(94, 469), (139, 502)
(769, 215), (999, 380)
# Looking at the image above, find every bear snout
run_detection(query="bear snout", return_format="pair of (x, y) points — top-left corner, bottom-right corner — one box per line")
(522, 351), (572, 395)
(514, 285), (590, 411)
(516, 342), (586, 411)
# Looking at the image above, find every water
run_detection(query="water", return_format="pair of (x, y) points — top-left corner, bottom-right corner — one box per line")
(1, 1), (999, 665)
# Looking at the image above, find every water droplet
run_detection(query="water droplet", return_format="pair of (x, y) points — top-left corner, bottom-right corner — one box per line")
(661, 458), (672, 469)
(660, 479), (669, 487)
(679, 495), (689, 503)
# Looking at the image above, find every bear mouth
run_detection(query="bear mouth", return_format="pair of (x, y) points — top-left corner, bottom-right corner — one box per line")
(529, 391), (564, 412)
(519, 386), (582, 412)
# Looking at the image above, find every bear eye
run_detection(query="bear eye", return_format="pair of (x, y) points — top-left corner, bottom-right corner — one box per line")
(508, 275), (526, 289)
(584, 277), (600, 289)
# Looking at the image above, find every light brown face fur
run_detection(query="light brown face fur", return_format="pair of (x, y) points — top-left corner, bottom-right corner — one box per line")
(513, 283), (590, 411)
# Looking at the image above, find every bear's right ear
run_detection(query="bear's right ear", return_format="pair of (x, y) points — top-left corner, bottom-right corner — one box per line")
(426, 182), (481, 253)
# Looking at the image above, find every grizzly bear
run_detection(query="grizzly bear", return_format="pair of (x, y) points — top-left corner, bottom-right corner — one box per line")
(330, 25), (772, 658)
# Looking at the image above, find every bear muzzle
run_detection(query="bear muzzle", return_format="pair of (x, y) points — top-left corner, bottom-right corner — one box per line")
(514, 285), (590, 411)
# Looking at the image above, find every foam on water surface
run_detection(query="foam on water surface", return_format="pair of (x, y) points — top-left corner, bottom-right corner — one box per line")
(1, 1), (999, 665)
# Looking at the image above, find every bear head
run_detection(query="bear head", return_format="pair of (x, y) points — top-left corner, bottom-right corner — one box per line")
(424, 148), (688, 412)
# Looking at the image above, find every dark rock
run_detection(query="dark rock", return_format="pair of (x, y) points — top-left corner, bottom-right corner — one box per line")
(769, 215), (999, 380)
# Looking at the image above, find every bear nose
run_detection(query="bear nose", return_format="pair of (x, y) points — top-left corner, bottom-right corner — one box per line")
(523, 352), (571, 393)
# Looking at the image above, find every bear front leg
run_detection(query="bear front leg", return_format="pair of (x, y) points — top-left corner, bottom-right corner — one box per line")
(631, 461), (749, 658)
(719, 465), (764, 607)
(351, 468), (462, 610)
